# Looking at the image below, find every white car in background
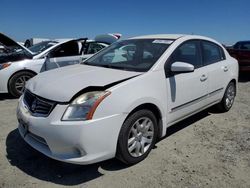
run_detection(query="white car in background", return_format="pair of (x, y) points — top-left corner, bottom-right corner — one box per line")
(0, 33), (121, 97)
(17, 34), (238, 165)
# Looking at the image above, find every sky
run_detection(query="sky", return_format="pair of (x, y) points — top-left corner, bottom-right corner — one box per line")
(0, 0), (249, 45)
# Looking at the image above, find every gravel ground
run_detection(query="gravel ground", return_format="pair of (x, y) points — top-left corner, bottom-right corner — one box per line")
(0, 73), (249, 188)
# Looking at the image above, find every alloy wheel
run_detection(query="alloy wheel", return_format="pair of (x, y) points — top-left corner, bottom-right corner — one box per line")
(15, 75), (31, 93)
(127, 117), (154, 157)
(225, 84), (235, 109)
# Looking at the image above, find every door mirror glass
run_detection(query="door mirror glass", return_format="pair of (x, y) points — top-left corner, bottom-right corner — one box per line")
(171, 61), (194, 73)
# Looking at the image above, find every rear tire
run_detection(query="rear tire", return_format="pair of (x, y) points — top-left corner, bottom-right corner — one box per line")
(216, 82), (236, 112)
(116, 109), (158, 165)
(8, 71), (36, 97)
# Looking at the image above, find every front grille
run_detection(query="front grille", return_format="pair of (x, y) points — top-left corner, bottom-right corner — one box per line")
(23, 90), (56, 117)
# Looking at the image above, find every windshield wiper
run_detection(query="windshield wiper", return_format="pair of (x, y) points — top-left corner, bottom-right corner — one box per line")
(82, 62), (130, 71)
(97, 64), (130, 71)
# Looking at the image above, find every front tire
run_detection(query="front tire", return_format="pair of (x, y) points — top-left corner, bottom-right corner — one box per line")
(8, 71), (36, 97)
(216, 82), (236, 112)
(116, 109), (158, 165)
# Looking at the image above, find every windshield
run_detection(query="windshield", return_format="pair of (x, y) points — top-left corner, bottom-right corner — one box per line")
(28, 41), (58, 54)
(82, 39), (173, 72)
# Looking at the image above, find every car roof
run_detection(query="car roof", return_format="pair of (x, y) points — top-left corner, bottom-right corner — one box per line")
(130, 34), (223, 47)
(130, 34), (219, 41)
(236, 40), (250, 43)
(131, 34), (186, 40)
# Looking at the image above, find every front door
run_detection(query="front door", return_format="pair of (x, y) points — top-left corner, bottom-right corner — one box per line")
(40, 41), (81, 72)
(165, 40), (209, 124)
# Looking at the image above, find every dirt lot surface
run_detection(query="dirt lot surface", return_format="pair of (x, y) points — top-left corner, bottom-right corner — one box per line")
(0, 74), (249, 188)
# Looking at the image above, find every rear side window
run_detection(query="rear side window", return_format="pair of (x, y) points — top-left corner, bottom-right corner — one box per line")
(86, 43), (106, 54)
(201, 41), (225, 65)
(168, 40), (202, 68)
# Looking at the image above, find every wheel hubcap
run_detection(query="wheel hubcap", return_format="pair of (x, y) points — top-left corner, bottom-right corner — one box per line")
(127, 117), (154, 157)
(15, 75), (31, 93)
(225, 84), (235, 108)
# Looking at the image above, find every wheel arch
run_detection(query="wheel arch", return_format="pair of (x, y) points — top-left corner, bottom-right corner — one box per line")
(7, 69), (37, 92)
(229, 78), (237, 96)
(124, 103), (163, 140)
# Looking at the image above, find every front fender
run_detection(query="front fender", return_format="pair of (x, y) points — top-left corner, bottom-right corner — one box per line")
(93, 70), (168, 136)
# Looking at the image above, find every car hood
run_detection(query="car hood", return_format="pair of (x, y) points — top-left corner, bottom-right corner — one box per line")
(0, 33), (33, 54)
(26, 64), (141, 102)
(0, 32), (21, 48)
(0, 33), (33, 64)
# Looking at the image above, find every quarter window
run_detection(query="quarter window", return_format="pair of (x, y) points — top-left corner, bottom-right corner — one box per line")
(202, 41), (225, 65)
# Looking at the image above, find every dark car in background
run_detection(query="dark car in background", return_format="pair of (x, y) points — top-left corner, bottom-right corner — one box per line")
(226, 41), (250, 71)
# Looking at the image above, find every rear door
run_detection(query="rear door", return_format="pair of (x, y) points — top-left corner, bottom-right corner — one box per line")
(166, 40), (209, 124)
(201, 40), (229, 103)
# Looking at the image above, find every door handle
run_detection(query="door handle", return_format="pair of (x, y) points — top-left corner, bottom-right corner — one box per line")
(200, 74), (208, 82)
(223, 66), (228, 72)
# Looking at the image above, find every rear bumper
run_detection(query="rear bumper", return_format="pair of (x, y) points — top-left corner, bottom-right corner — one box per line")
(17, 96), (126, 165)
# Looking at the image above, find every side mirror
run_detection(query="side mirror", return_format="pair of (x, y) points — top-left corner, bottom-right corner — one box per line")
(171, 62), (194, 73)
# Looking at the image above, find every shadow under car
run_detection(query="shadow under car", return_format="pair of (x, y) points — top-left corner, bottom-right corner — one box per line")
(6, 109), (212, 186)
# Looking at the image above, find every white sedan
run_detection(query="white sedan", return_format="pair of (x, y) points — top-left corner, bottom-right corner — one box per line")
(17, 34), (238, 165)
(0, 33), (120, 97)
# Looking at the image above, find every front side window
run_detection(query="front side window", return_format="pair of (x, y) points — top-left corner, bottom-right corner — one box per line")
(82, 39), (173, 72)
(202, 41), (225, 65)
(168, 40), (202, 68)
(49, 41), (79, 58)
